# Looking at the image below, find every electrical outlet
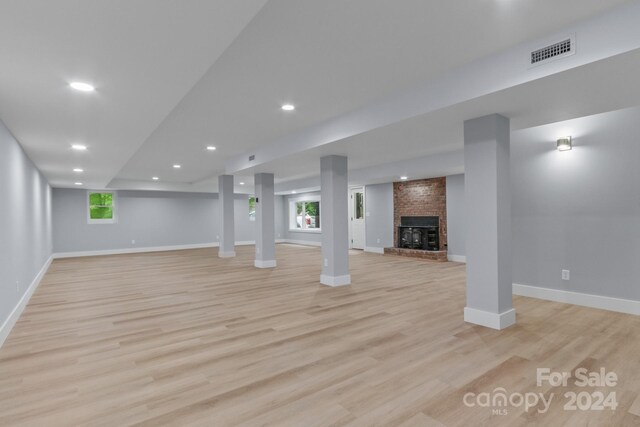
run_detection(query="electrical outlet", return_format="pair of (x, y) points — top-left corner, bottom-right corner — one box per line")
(324, 258), (329, 267)
(131, 239), (136, 245)
(376, 238), (381, 244)
(277, 233), (281, 238)
(216, 235), (220, 240)
(562, 270), (570, 281)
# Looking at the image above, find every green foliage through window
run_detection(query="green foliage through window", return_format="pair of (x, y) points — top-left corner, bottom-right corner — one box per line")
(89, 192), (114, 220)
(305, 201), (319, 217)
(89, 193), (113, 206)
(291, 200), (320, 230)
(249, 196), (256, 221)
(354, 192), (364, 219)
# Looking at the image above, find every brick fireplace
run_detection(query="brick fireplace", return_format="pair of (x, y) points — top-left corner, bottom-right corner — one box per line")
(384, 177), (448, 262)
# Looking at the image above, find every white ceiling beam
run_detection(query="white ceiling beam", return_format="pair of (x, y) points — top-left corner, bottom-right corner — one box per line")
(226, 1), (640, 174)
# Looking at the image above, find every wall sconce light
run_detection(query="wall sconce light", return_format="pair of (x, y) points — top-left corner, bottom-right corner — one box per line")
(557, 136), (572, 151)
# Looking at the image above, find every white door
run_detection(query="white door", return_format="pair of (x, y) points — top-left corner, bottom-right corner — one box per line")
(350, 188), (365, 249)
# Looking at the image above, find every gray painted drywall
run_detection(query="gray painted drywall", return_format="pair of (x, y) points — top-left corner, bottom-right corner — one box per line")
(364, 183), (394, 250)
(283, 184), (394, 251)
(320, 156), (350, 281)
(282, 191), (322, 244)
(464, 114), (512, 315)
(511, 107), (640, 301)
(52, 189), (284, 253)
(443, 108), (640, 302)
(0, 119), (52, 329)
(445, 175), (465, 258)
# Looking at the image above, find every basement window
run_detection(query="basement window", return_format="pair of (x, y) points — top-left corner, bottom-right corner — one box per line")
(87, 191), (116, 224)
(289, 197), (320, 232)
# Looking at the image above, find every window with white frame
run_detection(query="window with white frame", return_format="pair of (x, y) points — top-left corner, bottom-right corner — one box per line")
(289, 197), (320, 231)
(87, 191), (117, 224)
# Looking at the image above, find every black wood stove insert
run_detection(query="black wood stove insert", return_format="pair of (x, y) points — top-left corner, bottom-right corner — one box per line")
(397, 216), (439, 251)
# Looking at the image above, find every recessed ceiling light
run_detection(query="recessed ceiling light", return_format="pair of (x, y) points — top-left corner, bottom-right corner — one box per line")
(69, 82), (95, 92)
(73, 168), (84, 173)
(239, 182), (245, 185)
(281, 104), (295, 111)
(173, 164), (181, 169)
(292, 190), (297, 194)
(74, 182), (83, 186)
(71, 144), (87, 151)
(400, 176), (408, 180)
(152, 177), (159, 181)
(206, 146), (216, 151)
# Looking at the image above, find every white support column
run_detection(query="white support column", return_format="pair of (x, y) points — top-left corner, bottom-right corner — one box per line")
(463, 114), (515, 330)
(320, 155), (350, 286)
(254, 173), (276, 268)
(218, 175), (235, 258)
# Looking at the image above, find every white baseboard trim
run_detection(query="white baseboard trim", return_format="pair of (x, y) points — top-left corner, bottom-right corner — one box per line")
(364, 246), (385, 254)
(0, 255), (53, 348)
(55, 242), (218, 258)
(218, 250), (236, 258)
(513, 283), (640, 316)
(255, 259), (277, 268)
(281, 239), (322, 247)
(53, 241), (270, 259)
(464, 307), (516, 330)
(320, 274), (351, 287)
(447, 254), (466, 263)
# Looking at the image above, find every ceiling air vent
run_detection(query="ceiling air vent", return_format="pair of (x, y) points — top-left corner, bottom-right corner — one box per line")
(249, 154), (255, 161)
(530, 36), (575, 66)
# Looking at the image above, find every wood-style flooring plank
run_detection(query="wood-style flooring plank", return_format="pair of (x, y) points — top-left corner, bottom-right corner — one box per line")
(1, 244), (639, 426)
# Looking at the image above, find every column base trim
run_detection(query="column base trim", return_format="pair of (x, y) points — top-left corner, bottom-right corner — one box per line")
(447, 254), (466, 263)
(218, 251), (236, 258)
(320, 274), (351, 287)
(464, 307), (516, 330)
(254, 260), (277, 268)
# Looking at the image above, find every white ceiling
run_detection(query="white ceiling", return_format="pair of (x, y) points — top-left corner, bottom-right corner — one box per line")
(0, 0), (267, 189)
(0, 0), (634, 193)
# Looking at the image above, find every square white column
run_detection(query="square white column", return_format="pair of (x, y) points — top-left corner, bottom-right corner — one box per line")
(218, 175), (235, 258)
(254, 173), (276, 268)
(320, 155), (350, 286)
(463, 114), (515, 329)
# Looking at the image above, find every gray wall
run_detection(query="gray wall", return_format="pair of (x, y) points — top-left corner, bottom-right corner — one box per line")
(446, 174), (465, 258)
(365, 183), (394, 250)
(446, 107), (640, 301)
(511, 108), (640, 301)
(282, 191), (322, 244)
(0, 119), (52, 329)
(52, 189), (284, 253)
(282, 184), (394, 251)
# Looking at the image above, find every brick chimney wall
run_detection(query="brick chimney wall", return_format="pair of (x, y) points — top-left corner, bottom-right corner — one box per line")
(393, 177), (447, 251)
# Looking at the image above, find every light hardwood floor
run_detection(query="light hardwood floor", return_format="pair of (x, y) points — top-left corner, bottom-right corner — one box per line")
(1, 244), (639, 426)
